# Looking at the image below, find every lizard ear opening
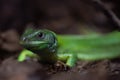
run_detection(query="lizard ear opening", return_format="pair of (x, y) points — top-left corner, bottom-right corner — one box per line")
(49, 33), (58, 53)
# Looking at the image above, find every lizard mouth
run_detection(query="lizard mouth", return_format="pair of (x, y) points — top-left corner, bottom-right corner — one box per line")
(20, 41), (49, 47)
(20, 40), (53, 51)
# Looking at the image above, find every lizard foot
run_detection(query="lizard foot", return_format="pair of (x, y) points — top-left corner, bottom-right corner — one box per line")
(53, 61), (70, 71)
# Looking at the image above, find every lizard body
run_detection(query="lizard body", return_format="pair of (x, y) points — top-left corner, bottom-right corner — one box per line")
(18, 28), (120, 67)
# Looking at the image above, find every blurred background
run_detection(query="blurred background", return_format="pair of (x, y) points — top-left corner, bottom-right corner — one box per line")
(0, 0), (120, 80)
(0, 0), (120, 34)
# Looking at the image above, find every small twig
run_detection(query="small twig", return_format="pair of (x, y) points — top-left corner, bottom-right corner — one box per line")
(93, 0), (120, 28)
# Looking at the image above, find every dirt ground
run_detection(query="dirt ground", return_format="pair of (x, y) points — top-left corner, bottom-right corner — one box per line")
(1, 54), (120, 80)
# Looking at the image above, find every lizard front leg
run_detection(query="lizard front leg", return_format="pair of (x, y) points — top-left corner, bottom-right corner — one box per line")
(18, 49), (39, 62)
(57, 53), (77, 67)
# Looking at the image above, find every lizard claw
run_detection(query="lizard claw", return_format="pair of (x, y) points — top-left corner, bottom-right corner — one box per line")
(54, 61), (70, 71)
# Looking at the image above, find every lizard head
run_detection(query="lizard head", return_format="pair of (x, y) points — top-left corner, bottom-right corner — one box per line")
(20, 28), (58, 53)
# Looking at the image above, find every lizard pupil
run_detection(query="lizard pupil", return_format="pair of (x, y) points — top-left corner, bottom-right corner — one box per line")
(38, 32), (43, 38)
(23, 37), (27, 41)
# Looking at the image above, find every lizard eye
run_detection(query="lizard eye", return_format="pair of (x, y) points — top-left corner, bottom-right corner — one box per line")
(38, 32), (44, 38)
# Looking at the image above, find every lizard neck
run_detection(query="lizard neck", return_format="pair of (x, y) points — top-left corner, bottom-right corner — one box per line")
(31, 49), (57, 64)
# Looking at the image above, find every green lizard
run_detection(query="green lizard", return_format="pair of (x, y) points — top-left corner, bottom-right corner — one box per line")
(18, 28), (120, 67)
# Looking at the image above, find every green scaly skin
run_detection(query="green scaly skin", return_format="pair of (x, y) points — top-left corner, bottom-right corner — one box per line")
(18, 28), (120, 67)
